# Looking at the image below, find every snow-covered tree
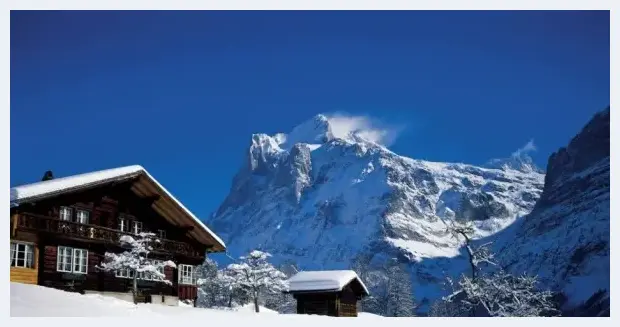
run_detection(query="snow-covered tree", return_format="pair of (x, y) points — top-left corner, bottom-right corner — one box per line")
(196, 258), (222, 308)
(226, 250), (288, 313)
(436, 222), (559, 317)
(434, 220), (560, 317)
(445, 269), (560, 317)
(385, 259), (416, 317)
(219, 267), (252, 308)
(351, 258), (387, 316)
(264, 261), (298, 313)
(97, 232), (176, 303)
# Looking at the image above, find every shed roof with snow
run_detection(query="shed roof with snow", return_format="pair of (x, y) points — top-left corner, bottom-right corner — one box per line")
(10, 165), (226, 252)
(286, 270), (370, 296)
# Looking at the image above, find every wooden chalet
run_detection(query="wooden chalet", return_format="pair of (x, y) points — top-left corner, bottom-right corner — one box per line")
(9, 165), (226, 306)
(285, 270), (369, 317)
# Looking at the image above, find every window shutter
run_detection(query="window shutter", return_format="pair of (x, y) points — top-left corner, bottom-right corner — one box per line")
(10, 242), (15, 266)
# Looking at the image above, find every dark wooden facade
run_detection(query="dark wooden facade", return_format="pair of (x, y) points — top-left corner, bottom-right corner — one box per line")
(289, 280), (368, 317)
(10, 171), (225, 304)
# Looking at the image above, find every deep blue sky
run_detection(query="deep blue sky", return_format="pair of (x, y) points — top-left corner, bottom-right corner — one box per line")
(11, 11), (609, 221)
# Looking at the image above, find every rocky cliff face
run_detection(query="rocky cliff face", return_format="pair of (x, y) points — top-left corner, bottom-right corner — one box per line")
(208, 109), (609, 315)
(208, 114), (545, 313)
(495, 107), (610, 313)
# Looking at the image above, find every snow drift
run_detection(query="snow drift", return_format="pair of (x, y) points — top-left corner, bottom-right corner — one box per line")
(10, 283), (385, 320)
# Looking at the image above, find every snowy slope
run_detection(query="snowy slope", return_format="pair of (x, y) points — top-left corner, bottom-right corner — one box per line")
(208, 114), (545, 313)
(494, 108), (610, 312)
(10, 282), (276, 317)
(11, 283), (384, 320)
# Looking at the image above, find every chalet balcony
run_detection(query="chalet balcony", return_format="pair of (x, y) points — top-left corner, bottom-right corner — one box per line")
(12, 213), (203, 258)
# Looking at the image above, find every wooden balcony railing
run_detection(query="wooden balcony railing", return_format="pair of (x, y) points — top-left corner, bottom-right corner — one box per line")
(14, 213), (202, 258)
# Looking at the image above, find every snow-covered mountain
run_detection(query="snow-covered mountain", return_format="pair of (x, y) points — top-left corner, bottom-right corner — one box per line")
(494, 107), (610, 315)
(208, 114), (546, 313)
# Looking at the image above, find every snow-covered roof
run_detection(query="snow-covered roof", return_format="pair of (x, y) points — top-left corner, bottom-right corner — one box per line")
(10, 165), (225, 251)
(11, 166), (144, 205)
(287, 270), (369, 295)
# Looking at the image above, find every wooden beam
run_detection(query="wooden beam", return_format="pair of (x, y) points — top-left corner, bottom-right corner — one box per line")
(11, 212), (18, 238)
(138, 195), (161, 207)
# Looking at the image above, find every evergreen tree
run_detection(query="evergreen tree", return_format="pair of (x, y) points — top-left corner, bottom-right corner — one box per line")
(196, 258), (221, 308)
(264, 260), (297, 313)
(385, 259), (415, 317)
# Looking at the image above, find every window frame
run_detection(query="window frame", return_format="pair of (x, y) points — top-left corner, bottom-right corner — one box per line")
(115, 260), (166, 281)
(57, 246), (73, 272)
(178, 264), (195, 285)
(118, 217), (127, 233)
(76, 209), (90, 225)
(132, 221), (143, 235)
(115, 268), (135, 279)
(72, 248), (88, 274)
(10, 241), (35, 269)
(59, 206), (73, 221)
(158, 229), (166, 240)
(56, 246), (88, 274)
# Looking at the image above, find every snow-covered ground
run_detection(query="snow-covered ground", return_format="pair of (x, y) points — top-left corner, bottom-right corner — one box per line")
(10, 283), (383, 320)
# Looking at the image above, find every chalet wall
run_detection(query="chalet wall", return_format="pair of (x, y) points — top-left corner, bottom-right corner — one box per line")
(10, 244), (38, 285)
(11, 181), (208, 300)
(14, 183), (208, 257)
(38, 242), (179, 296)
(10, 267), (38, 284)
(178, 285), (197, 301)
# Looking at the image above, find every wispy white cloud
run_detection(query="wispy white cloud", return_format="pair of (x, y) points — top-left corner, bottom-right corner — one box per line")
(324, 112), (405, 147)
(511, 139), (537, 157)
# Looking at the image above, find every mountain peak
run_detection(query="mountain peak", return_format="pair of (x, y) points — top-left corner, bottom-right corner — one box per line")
(485, 140), (543, 173)
(485, 153), (543, 174)
(280, 114), (334, 149)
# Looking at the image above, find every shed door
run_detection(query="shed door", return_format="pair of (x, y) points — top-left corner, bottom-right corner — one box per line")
(303, 300), (329, 315)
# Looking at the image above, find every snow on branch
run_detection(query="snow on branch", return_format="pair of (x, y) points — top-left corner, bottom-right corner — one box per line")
(97, 232), (175, 285)
(449, 269), (559, 317)
(225, 250), (288, 313)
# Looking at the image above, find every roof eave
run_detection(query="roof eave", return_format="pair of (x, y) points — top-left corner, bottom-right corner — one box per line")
(10, 171), (144, 207)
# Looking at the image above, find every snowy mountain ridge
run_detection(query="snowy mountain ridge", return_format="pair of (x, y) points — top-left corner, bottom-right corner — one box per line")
(494, 108), (610, 313)
(209, 114), (546, 313)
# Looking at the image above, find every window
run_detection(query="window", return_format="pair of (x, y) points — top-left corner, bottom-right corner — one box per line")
(73, 249), (88, 274)
(10, 242), (34, 268)
(115, 261), (166, 281)
(178, 264), (196, 285)
(116, 268), (135, 279)
(59, 207), (72, 221)
(57, 246), (73, 272)
(76, 210), (89, 224)
(158, 230), (166, 239)
(132, 221), (143, 235)
(56, 246), (87, 274)
(118, 217), (129, 232)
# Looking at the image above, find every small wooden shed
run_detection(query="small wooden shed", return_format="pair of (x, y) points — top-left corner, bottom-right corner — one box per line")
(284, 270), (369, 317)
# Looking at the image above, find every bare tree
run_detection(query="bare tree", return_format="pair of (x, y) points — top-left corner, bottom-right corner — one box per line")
(446, 221), (495, 279)
(436, 221), (559, 317)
